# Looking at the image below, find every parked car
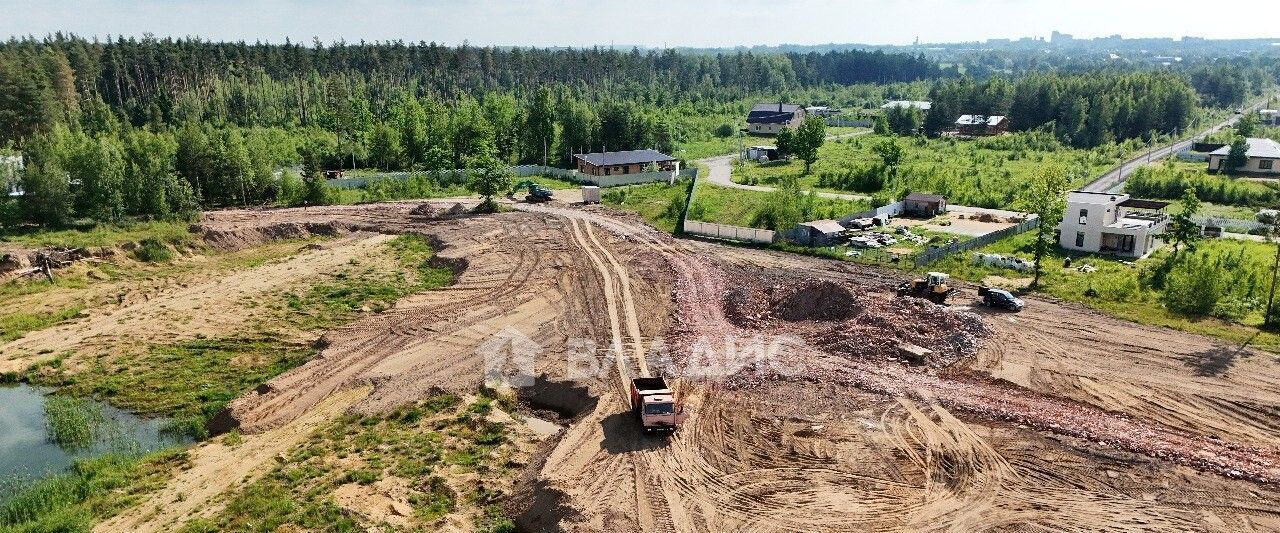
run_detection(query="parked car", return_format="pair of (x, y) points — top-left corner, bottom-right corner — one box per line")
(978, 286), (1024, 311)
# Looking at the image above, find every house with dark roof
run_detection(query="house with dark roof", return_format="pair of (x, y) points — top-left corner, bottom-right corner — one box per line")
(573, 149), (677, 177)
(747, 103), (806, 135)
(954, 115), (1008, 136)
(1207, 137), (1280, 176)
(903, 192), (947, 217)
(1058, 191), (1168, 258)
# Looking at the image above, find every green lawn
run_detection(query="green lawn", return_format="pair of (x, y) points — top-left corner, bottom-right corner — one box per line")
(601, 181), (691, 233)
(688, 183), (870, 230)
(733, 131), (1134, 208)
(931, 232), (1280, 353)
(0, 220), (195, 249)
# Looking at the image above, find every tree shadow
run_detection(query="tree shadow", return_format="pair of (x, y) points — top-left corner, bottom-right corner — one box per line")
(1180, 333), (1256, 377)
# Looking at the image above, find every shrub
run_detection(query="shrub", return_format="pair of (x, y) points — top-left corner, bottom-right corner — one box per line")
(1162, 255), (1225, 316)
(132, 239), (174, 262)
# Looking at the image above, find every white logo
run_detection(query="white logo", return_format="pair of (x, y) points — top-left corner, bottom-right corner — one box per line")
(478, 326), (541, 388)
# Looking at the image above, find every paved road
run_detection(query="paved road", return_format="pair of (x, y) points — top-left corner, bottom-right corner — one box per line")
(700, 130), (873, 202)
(1081, 98), (1272, 193)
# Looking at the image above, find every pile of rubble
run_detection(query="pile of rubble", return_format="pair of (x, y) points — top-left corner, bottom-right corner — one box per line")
(716, 271), (991, 369)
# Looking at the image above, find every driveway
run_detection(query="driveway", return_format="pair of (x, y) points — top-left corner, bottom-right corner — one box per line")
(699, 129), (873, 201)
(1082, 96), (1275, 193)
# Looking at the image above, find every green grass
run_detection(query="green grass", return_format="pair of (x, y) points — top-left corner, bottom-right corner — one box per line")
(733, 131), (1132, 208)
(932, 232), (1280, 352)
(0, 449), (188, 532)
(131, 239), (175, 262)
(184, 395), (518, 532)
(29, 337), (315, 440)
(0, 220), (195, 250)
(0, 306), (84, 342)
(284, 234), (455, 330)
(602, 181), (692, 233)
(43, 396), (106, 451)
(689, 183), (871, 229)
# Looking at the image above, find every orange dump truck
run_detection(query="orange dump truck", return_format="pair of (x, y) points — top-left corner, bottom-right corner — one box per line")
(629, 377), (686, 433)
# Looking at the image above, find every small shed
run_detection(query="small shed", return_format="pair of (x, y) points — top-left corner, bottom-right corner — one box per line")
(786, 219), (847, 246)
(746, 145), (779, 161)
(903, 192), (947, 217)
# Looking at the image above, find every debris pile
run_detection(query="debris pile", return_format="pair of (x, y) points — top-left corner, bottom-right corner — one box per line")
(409, 203), (440, 218)
(818, 297), (989, 367)
(712, 271), (991, 371)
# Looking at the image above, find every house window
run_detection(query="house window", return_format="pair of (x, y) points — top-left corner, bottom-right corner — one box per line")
(1075, 232), (1085, 247)
(1262, 160), (1275, 170)
(623, 165), (630, 174)
(1078, 208), (1088, 225)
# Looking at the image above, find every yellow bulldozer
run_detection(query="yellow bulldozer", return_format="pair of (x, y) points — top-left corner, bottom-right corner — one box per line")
(896, 272), (954, 304)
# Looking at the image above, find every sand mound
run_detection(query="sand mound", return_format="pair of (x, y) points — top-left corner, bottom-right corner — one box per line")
(195, 221), (360, 250)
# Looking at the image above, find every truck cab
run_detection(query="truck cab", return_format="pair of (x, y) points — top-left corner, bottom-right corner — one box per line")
(630, 377), (686, 433)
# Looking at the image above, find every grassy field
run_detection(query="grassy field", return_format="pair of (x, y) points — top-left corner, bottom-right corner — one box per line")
(688, 183), (870, 229)
(600, 178), (873, 234)
(733, 132), (1136, 208)
(0, 220), (195, 249)
(180, 394), (522, 532)
(20, 234), (457, 439)
(931, 232), (1280, 352)
(0, 449), (190, 532)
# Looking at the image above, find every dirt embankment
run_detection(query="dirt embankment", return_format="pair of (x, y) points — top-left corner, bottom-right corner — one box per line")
(82, 200), (1280, 532)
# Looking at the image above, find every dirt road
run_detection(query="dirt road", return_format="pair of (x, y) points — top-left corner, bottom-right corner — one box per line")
(86, 200), (1280, 531)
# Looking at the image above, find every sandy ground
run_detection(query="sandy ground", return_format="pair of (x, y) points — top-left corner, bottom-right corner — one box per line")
(895, 211), (1015, 238)
(53, 199), (1280, 531)
(0, 232), (394, 373)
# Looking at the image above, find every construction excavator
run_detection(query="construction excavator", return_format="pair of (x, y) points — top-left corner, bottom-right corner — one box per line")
(512, 180), (554, 203)
(896, 271), (954, 304)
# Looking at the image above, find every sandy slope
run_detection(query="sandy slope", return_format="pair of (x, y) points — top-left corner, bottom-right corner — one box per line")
(75, 200), (1280, 531)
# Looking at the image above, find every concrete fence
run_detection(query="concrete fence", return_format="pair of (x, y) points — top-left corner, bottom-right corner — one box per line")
(683, 220), (775, 244)
(914, 217), (1040, 266)
(328, 165), (695, 190)
(825, 118), (873, 128)
(839, 201), (905, 223)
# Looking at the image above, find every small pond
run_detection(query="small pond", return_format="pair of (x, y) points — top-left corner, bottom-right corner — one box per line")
(0, 384), (189, 482)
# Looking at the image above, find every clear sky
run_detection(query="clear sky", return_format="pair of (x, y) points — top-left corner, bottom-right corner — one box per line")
(4, 0), (1278, 48)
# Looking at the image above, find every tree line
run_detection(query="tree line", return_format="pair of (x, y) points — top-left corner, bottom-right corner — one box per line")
(921, 72), (1204, 148)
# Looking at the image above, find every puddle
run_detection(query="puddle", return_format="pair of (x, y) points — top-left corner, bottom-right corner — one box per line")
(0, 384), (190, 481)
(523, 415), (562, 437)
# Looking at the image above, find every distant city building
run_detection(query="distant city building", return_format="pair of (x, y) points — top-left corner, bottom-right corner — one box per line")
(1051, 31), (1074, 43)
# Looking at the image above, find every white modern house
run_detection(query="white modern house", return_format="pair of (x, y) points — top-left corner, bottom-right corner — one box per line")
(1207, 137), (1280, 176)
(1058, 191), (1169, 258)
